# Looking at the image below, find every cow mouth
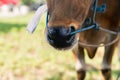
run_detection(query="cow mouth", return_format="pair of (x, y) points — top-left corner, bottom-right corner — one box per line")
(46, 34), (76, 50)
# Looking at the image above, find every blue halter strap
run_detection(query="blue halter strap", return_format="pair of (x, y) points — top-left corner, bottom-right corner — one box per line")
(46, 0), (106, 35)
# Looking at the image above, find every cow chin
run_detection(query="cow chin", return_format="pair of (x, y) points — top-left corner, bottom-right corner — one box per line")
(46, 34), (77, 50)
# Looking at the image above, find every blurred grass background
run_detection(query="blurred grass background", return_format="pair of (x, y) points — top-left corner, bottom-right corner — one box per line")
(0, 13), (120, 80)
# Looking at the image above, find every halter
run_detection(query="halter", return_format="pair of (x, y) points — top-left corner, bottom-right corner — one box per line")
(46, 0), (107, 35)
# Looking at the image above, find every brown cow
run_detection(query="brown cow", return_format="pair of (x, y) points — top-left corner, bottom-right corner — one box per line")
(27, 0), (120, 80)
(45, 0), (120, 80)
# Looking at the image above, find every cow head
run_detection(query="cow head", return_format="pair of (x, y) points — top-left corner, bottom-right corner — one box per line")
(46, 0), (92, 50)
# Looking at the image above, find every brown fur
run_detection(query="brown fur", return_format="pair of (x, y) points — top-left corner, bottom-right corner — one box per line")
(46, 0), (120, 80)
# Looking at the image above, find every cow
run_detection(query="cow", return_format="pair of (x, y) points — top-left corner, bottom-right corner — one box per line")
(27, 0), (120, 80)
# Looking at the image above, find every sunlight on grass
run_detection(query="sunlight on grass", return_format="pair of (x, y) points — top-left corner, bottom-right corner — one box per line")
(0, 13), (119, 80)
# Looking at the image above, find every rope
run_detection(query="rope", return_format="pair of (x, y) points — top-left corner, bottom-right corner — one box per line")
(99, 27), (119, 35)
(78, 26), (120, 47)
(91, 0), (98, 23)
(70, 25), (95, 35)
(78, 35), (119, 47)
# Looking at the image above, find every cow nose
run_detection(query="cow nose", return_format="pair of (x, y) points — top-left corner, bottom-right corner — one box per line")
(47, 26), (75, 39)
(47, 26), (76, 49)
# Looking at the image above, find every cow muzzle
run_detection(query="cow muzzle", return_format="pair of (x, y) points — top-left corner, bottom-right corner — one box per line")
(46, 26), (76, 50)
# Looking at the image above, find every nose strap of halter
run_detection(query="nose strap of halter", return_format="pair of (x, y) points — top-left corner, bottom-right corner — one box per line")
(46, 0), (106, 35)
(70, 24), (98, 35)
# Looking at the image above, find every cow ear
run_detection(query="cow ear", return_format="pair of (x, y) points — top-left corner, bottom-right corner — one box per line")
(27, 4), (47, 34)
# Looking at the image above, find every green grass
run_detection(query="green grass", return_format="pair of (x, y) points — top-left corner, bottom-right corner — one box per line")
(0, 13), (119, 80)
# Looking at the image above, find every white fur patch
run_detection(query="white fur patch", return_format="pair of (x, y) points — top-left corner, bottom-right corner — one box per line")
(75, 59), (86, 71)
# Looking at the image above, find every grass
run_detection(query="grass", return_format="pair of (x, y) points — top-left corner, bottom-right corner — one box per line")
(0, 13), (120, 80)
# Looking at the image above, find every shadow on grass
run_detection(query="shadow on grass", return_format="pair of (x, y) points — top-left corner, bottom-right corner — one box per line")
(0, 22), (26, 33)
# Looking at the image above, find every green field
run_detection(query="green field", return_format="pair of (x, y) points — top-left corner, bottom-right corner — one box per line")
(0, 13), (120, 80)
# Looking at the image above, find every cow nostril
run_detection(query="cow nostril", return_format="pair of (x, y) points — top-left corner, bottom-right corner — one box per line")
(65, 26), (75, 36)
(65, 26), (75, 43)
(66, 26), (75, 36)
(70, 26), (75, 32)
(47, 27), (57, 39)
